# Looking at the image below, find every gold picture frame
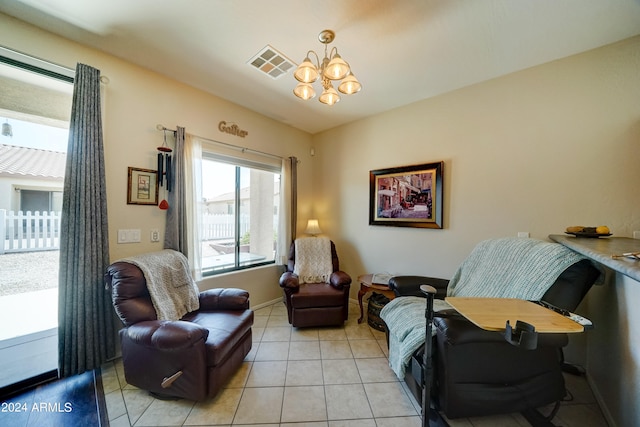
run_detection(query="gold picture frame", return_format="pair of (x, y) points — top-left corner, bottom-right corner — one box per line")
(127, 167), (159, 205)
(369, 161), (444, 229)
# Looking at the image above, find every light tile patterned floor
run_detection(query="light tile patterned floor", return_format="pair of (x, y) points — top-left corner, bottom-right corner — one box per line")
(101, 301), (608, 427)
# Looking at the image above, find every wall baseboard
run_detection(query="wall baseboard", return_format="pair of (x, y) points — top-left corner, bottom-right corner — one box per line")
(586, 373), (617, 427)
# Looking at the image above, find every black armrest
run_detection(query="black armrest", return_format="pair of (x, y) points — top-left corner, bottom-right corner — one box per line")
(389, 275), (450, 299)
(434, 315), (569, 347)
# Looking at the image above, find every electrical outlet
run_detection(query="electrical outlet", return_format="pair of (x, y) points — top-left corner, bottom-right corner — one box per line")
(517, 232), (530, 238)
(151, 229), (160, 242)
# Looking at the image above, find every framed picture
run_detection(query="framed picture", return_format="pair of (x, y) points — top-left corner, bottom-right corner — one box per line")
(369, 161), (443, 229)
(127, 167), (159, 205)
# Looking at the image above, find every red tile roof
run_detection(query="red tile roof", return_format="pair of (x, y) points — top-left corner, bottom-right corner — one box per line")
(0, 144), (66, 179)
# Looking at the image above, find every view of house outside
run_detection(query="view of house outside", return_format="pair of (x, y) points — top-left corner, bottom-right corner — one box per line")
(0, 116), (67, 335)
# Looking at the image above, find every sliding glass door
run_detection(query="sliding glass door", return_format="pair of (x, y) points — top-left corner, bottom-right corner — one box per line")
(0, 53), (73, 393)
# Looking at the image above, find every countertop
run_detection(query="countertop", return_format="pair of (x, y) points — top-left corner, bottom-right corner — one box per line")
(549, 234), (640, 282)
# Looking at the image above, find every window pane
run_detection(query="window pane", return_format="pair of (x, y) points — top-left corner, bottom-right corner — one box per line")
(201, 157), (279, 275)
(239, 167), (278, 268)
(202, 160), (237, 273)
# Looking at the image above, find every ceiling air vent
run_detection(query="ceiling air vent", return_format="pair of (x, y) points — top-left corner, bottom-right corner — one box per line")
(247, 45), (295, 79)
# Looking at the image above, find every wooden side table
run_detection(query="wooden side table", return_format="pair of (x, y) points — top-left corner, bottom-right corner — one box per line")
(357, 274), (396, 324)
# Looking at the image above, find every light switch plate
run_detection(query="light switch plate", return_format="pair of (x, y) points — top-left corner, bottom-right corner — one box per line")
(117, 229), (141, 244)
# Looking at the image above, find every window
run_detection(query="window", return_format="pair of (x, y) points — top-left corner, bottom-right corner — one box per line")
(20, 189), (63, 212)
(200, 151), (280, 275)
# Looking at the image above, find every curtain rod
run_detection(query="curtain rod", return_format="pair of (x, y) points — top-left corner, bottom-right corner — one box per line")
(156, 124), (285, 161)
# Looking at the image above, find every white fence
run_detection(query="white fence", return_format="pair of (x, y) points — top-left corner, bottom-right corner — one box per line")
(0, 210), (62, 254)
(1, 210), (273, 254)
(201, 213), (250, 241)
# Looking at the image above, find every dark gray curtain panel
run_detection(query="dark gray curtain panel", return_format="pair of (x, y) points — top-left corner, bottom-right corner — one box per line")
(164, 126), (187, 255)
(58, 63), (115, 377)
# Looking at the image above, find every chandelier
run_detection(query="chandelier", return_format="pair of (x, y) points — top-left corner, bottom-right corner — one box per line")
(293, 29), (362, 106)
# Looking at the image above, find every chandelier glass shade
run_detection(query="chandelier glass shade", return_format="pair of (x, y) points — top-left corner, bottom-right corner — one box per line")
(293, 82), (316, 100)
(293, 30), (361, 106)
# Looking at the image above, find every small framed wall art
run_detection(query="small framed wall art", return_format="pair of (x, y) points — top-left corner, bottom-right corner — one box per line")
(127, 167), (159, 205)
(369, 161), (443, 229)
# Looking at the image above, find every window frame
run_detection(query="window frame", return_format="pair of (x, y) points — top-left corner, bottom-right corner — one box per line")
(200, 150), (281, 277)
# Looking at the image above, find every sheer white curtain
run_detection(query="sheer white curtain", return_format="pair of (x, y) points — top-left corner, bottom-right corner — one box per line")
(185, 133), (203, 280)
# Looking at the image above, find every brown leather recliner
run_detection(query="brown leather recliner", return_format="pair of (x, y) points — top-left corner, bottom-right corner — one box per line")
(279, 239), (351, 327)
(105, 260), (253, 401)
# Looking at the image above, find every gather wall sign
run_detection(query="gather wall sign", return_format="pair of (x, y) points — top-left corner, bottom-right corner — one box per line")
(218, 121), (248, 138)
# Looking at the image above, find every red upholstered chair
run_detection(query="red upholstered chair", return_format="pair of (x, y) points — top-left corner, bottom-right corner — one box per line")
(279, 238), (351, 327)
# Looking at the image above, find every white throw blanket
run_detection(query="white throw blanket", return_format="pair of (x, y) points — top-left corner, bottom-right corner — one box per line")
(118, 249), (200, 321)
(293, 237), (333, 284)
(381, 237), (588, 379)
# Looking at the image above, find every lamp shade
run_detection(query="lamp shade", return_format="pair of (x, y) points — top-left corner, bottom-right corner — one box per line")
(338, 72), (362, 95)
(305, 219), (322, 235)
(294, 82), (316, 100)
(294, 58), (319, 83)
(324, 53), (350, 80)
(319, 85), (340, 106)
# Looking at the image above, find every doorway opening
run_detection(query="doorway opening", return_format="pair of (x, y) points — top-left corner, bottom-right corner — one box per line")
(0, 51), (73, 395)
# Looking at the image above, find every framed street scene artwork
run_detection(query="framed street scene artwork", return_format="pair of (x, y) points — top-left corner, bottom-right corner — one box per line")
(127, 167), (159, 205)
(369, 161), (443, 229)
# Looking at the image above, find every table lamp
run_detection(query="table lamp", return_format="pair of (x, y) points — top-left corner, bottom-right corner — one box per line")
(305, 219), (322, 236)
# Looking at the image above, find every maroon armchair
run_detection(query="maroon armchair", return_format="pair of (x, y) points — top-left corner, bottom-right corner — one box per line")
(106, 260), (253, 401)
(279, 239), (351, 327)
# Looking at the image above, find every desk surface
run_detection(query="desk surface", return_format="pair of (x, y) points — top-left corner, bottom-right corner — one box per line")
(445, 297), (584, 333)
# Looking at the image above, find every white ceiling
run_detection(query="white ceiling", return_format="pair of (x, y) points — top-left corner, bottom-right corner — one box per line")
(1, 0), (640, 134)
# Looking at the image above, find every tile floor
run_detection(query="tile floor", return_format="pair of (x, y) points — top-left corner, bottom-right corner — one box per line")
(0, 370), (104, 427)
(101, 301), (608, 427)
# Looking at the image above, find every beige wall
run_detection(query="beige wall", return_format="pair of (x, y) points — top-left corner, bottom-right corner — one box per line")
(312, 36), (640, 427)
(0, 13), (314, 305)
